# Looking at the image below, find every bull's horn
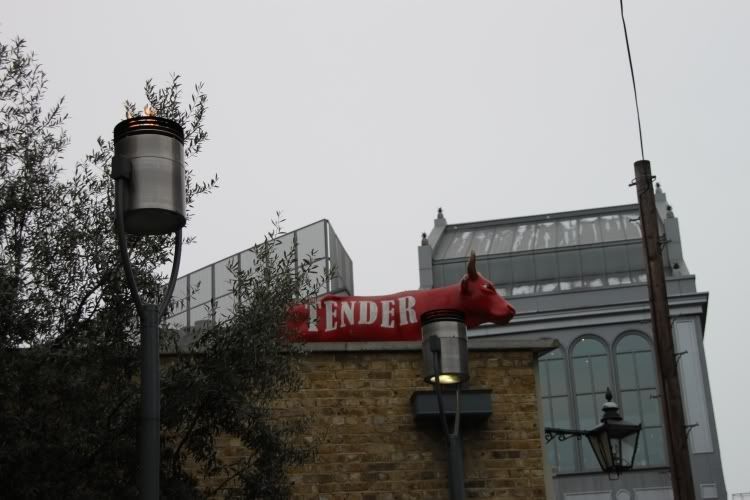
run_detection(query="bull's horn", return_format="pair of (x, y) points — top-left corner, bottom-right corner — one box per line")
(467, 250), (478, 279)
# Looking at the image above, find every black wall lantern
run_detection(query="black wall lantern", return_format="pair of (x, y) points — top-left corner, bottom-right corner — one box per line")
(545, 388), (641, 479)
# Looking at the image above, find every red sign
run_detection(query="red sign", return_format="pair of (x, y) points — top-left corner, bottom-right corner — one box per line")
(289, 252), (515, 341)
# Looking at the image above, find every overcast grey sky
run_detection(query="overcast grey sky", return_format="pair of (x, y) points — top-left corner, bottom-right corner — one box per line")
(4, 0), (749, 494)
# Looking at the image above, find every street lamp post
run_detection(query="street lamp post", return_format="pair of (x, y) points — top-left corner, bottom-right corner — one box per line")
(420, 310), (470, 500)
(545, 388), (642, 479)
(110, 111), (186, 500)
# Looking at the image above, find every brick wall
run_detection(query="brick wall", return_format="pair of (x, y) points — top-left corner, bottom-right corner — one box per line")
(270, 344), (548, 500)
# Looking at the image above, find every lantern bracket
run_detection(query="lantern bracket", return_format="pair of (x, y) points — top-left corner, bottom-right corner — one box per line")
(544, 427), (586, 444)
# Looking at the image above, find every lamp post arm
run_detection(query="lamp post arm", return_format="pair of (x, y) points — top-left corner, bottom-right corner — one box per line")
(115, 178), (144, 318)
(158, 229), (182, 319)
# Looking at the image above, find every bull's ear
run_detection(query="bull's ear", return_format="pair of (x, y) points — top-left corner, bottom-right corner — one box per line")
(467, 250), (478, 280)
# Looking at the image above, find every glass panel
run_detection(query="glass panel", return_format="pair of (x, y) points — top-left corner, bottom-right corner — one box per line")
(551, 396), (571, 428)
(623, 213), (642, 239)
(442, 262), (466, 285)
(626, 244), (646, 271)
(534, 253), (557, 281)
(573, 338), (606, 357)
(214, 256), (238, 297)
(488, 257), (513, 286)
(641, 390), (661, 426)
(273, 232), (295, 260)
(600, 214), (625, 242)
(616, 353), (637, 390)
(591, 357), (611, 392)
(489, 227), (515, 254)
(618, 334), (650, 353)
(620, 390), (640, 422)
(580, 247), (605, 276)
(541, 348), (565, 361)
(557, 250), (581, 279)
(572, 358), (592, 393)
(548, 359), (567, 396)
(576, 394), (597, 429)
(511, 283), (535, 296)
(605, 245), (629, 273)
(169, 276), (188, 315)
(535, 222), (557, 250)
(635, 351), (656, 387)
(240, 248), (257, 273)
(442, 231), (473, 259)
(581, 441), (599, 471)
(634, 272), (648, 283)
(512, 224), (536, 252)
(557, 219), (578, 247)
(166, 311), (187, 332)
(557, 439), (576, 473)
(542, 398), (553, 427)
(470, 229), (495, 256)
(607, 273), (633, 286)
(559, 279), (583, 291)
(579, 217), (601, 244)
(190, 266), (212, 305)
(583, 277), (604, 288)
(214, 293), (235, 322)
(297, 220), (327, 263)
(536, 282), (559, 294)
(511, 255), (534, 283)
(645, 427), (667, 465)
(189, 303), (212, 329)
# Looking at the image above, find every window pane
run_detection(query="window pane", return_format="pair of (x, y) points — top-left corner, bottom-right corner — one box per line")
(635, 351), (656, 387)
(557, 219), (578, 247)
(559, 279), (583, 291)
(579, 217), (600, 244)
(583, 276), (604, 288)
(573, 338), (606, 357)
(490, 227), (515, 254)
(573, 358), (592, 393)
(548, 359), (568, 396)
(214, 256), (238, 297)
(551, 396), (571, 428)
(605, 245), (629, 273)
(442, 231), (473, 259)
(618, 334), (650, 353)
(617, 353), (637, 390)
(166, 311), (187, 332)
(536, 282), (559, 294)
(543, 399), (553, 427)
(645, 427), (667, 465)
(557, 439), (576, 473)
(240, 248), (257, 272)
(539, 361), (549, 396)
(534, 253), (557, 281)
(620, 390), (640, 422)
(189, 303), (212, 330)
(600, 214), (625, 242)
(511, 283), (535, 296)
(580, 247), (605, 276)
(591, 357), (611, 392)
(607, 273), (633, 286)
(641, 390), (661, 426)
(297, 220), (327, 263)
(626, 243), (646, 271)
(557, 250), (582, 279)
(623, 213), (642, 240)
(488, 257), (513, 286)
(190, 266), (212, 305)
(511, 255), (534, 283)
(169, 276), (188, 315)
(512, 224), (536, 252)
(470, 229), (495, 255)
(576, 394), (597, 429)
(535, 222), (557, 250)
(214, 293), (235, 322)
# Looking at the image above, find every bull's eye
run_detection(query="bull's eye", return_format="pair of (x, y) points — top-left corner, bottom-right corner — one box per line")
(484, 283), (495, 292)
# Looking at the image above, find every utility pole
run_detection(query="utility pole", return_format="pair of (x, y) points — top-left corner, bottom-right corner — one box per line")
(633, 159), (696, 500)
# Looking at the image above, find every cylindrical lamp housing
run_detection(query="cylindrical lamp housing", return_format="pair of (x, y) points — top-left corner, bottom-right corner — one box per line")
(113, 116), (186, 235)
(421, 310), (469, 385)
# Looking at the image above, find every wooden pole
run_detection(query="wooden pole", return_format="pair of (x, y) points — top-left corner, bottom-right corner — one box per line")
(634, 159), (695, 500)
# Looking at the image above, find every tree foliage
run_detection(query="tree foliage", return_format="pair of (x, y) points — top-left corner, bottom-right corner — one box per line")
(0, 37), (317, 498)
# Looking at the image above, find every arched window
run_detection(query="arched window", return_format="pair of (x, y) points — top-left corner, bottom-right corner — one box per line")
(539, 348), (575, 473)
(615, 334), (666, 467)
(571, 336), (612, 471)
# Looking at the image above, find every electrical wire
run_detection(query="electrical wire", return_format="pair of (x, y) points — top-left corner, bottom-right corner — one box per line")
(619, 0), (645, 160)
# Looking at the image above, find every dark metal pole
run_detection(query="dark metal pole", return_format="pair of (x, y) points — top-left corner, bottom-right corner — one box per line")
(140, 304), (160, 499)
(430, 340), (466, 500)
(634, 159), (696, 500)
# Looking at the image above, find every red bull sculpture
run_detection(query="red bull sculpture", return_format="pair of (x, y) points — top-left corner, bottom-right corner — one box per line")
(289, 251), (515, 341)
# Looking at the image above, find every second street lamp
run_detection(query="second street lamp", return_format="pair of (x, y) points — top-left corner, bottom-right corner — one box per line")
(110, 108), (186, 500)
(545, 388), (642, 479)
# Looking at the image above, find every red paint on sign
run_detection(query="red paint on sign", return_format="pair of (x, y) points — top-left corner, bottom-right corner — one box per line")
(289, 252), (515, 341)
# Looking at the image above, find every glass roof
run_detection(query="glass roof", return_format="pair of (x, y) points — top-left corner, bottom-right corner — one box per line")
(434, 212), (642, 260)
